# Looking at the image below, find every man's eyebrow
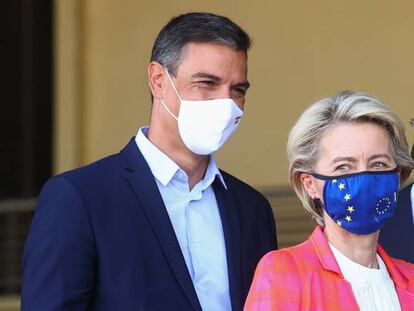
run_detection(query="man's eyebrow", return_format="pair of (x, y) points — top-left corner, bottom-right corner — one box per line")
(191, 72), (221, 81)
(233, 81), (250, 90)
(191, 72), (250, 89)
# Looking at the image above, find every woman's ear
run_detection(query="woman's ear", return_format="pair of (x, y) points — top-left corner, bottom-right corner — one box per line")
(148, 61), (165, 99)
(300, 172), (320, 200)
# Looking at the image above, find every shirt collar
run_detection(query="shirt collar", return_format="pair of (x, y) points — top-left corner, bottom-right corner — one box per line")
(135, 126), (227, 189)
(202, 155), (227, 190)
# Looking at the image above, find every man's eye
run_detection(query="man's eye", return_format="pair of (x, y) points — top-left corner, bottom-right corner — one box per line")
(198, 80), (215, 86)
(233, 88), (246, 96)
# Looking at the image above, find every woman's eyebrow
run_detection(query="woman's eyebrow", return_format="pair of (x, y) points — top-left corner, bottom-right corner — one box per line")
(367, 154), (392, 161)
(330, 156), (357, 165)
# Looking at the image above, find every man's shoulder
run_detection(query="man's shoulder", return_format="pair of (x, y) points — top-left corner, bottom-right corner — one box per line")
(59, 152), (123, 184)
(400, 181), (413, 198)
(37, 151), (130, 212)
(219, 169), (267, 201)
(41, 149), (132, 200)
(394, 181), (413, 214)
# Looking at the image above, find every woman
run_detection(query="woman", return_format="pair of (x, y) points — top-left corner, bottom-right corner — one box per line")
(245, 91), (414, 310)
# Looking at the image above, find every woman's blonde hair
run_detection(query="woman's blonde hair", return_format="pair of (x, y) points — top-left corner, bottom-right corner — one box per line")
(287, 91), (414, 225)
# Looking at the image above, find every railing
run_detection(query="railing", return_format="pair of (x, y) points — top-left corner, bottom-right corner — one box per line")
(0, 199), (35, 310)
(264, 188), (315, 248)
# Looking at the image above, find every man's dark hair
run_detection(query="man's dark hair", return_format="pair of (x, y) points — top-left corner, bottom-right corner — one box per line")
(151, 12), (251, 76)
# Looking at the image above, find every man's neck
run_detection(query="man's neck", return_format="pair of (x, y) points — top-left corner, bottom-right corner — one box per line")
(147, 125), (209, 190)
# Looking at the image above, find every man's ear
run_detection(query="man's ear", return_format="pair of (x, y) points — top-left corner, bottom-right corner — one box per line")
(300, 172), (320, 200)
(148, 61), (165, 99)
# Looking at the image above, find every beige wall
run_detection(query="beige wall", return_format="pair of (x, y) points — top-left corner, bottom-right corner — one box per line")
(55, 0), (414, 188)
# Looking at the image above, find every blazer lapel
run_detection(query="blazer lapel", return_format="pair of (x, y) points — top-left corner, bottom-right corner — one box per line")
(120, 139), (202, 311)
(213, 177), (242, 311)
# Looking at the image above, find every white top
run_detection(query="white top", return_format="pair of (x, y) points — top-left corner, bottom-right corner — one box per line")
(135, 127), (232, 311)
(329, 243), (401, 311)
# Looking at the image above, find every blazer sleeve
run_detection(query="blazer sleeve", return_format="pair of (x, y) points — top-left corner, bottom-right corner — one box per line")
(244, 250), (301, 311)
(21, 176), (96, 311)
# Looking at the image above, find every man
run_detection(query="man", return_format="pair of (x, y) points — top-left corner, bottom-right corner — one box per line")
(21, 12), (277, 311)
(380, 117), (414, 263)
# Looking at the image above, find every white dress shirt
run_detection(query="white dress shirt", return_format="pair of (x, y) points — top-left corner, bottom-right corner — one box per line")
(329, 243), (401, 311)
(135, 127), (231, 311)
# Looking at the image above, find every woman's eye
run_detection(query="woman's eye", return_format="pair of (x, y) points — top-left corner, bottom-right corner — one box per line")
(335, 164), (349, 171)
(371, 162), (388, 169)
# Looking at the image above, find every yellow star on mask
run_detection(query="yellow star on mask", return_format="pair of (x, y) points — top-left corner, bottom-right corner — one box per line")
(345, 215), (352, 222)
(336, 220), (342, 226)
(344, 194), (351, 201)
(347, 206), (355, 213)
(338, 183), (345, 190)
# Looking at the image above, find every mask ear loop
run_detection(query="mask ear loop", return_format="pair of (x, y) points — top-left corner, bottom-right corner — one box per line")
(160, 68), (182, 121)
(160, 99), (178, 121)
(164, 68), (182, 101)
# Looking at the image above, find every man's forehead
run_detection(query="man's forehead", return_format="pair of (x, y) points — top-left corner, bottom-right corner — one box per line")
(178, 42), (247, 65)
(174, 43), (247, 79)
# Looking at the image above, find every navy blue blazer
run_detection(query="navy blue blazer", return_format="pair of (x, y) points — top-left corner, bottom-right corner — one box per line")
(379, 183), (414, 264)
(21, 139), (277, 311)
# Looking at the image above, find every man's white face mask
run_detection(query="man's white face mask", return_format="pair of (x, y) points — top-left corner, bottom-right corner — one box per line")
(160, 68), (244, 155)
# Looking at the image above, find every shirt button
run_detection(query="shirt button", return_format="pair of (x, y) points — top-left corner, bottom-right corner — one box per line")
(177, 171), (185, 180)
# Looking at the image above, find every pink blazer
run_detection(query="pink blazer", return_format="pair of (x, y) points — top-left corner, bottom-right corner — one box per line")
(245, 226), (414, 310)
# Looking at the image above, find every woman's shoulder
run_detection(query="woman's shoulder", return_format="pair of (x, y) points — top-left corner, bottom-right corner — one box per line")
(258, 237), (320, 272)
(378, 245), (414, 279)
(389, 256), (414, 277)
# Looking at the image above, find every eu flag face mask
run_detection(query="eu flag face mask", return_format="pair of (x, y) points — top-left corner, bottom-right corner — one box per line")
(312, 169), (400, 235)
(160, 69), (244, 155)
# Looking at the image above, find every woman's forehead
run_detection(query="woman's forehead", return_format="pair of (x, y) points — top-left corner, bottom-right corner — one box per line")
(317, 122), (393, 161)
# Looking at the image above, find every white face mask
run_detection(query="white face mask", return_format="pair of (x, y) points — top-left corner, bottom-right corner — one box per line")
(160, 69), (244, 155)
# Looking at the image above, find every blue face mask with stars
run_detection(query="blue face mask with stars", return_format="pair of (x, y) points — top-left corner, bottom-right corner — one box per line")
(312, 169), (400, 235)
